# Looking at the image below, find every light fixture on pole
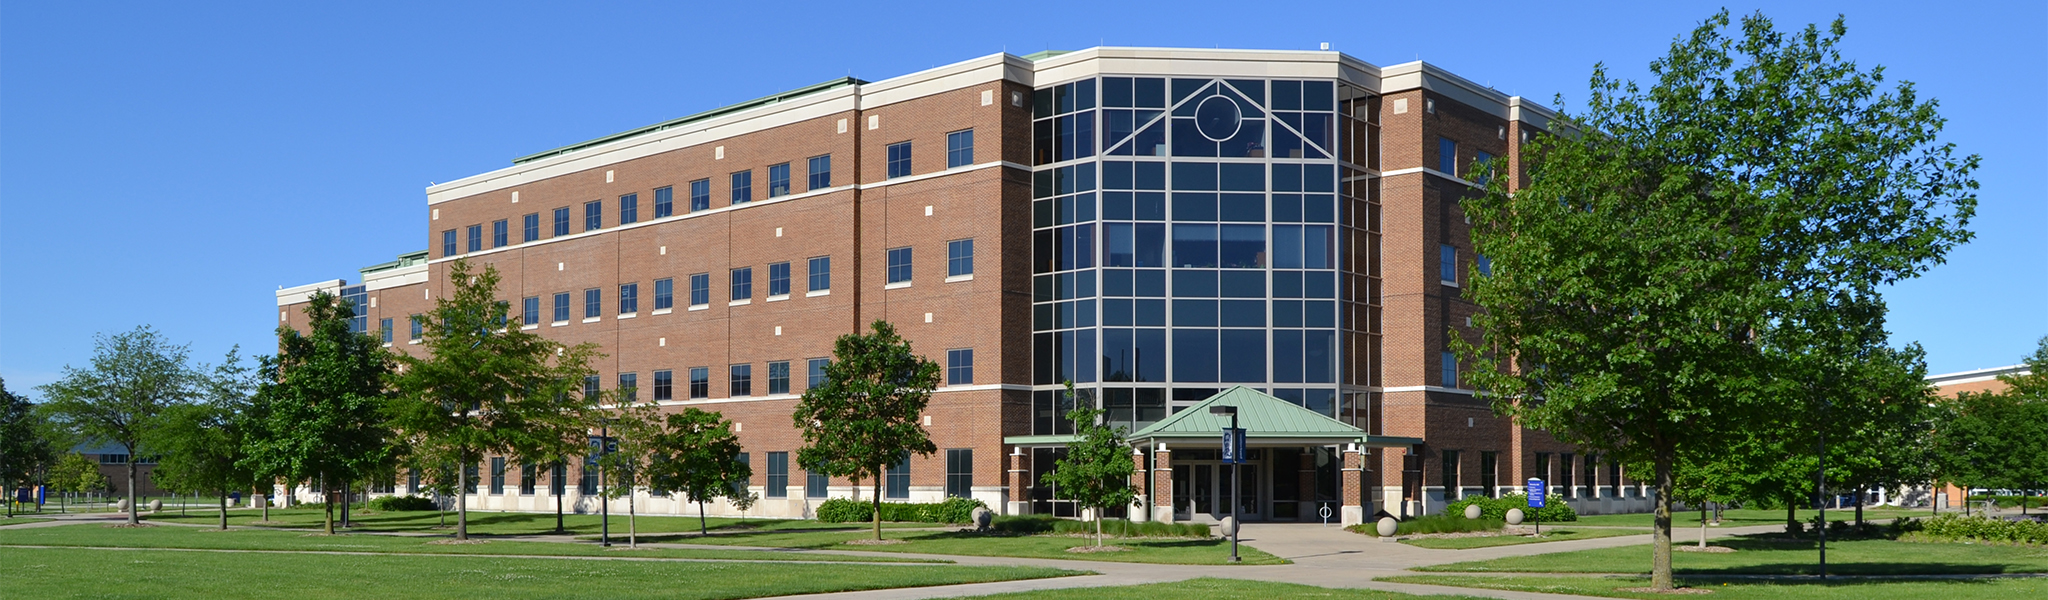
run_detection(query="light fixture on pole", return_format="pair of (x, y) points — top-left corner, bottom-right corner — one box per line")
(1210, 404), (1241, 563)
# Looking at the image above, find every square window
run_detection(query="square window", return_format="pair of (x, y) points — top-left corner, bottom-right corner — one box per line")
(467, 224), (482, 253)
(730, 364), (752, 397)
(886, 142), (912, 178)
(653, 369), (673, 401)
(523, 213), (540, 242)
(946, 348), (973, 385)
(768, 163), (791, 198)
(522, 296), (539, 326)
(731, 171), (752, 204)
(730, 267), (753, 301)
(768, 360), (790, 395)
(552, 292), (570, 323)
(1438, 137), (1458, 175)
(653, 278), (674, 310)
(584, 288), (602, 319)
(442, 229), (457, 257)
(808, 256), (831, 292)
(689, 367), (709, 399)
(690, 179), (710, 212)
(618, 283), (638, 314)
(553, 207), (571, 236)
(947, 130), (974, 168)
(492, 219), (508, 248)
(620, 193), (639, 224)
(654, 186), (674, 218)
(807, 155), (831, 190)
(887, 247), (912, 284)
(947, 239), (974, 277)
(1439, 244), (1457, 284)
(584, 201), (602, 231)
(807, 358), (829, 389)
(768, 262), (790, 296)
(690, 273), (710, 306)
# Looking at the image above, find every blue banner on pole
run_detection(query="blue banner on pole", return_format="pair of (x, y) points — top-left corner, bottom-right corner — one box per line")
(1219, 428), (1246, 464)
(1527, 479), (1546, 507)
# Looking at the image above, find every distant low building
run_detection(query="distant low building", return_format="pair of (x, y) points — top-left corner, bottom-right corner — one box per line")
(1928, 364), (2032, 507)
(69, 441), (165, 498)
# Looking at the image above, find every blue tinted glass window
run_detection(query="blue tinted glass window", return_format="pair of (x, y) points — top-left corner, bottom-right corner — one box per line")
(947, 130), (974, 168)
(553, 207), (570, 236)
(522, 296), (539, 326)
(1440, 244), (1457, 283)
(730, 268), (752, 301)
(654, 186), (673, 218)
(653, 370), (673, 401)
(492, 220), (508, 248)
(808, 256), (830, 292)
(1172, 225), (1217, 268)
(618, 283), (638, 314)
(441, 230), (457, 257)
(654, 278), (673, 310)
(947, 349), (973, 385)
(887, 142), (912, 178)
(523, 213), (539, 242)
(1474, 151), (1493, 184)
(1173, 299), (1217, 327)
(619, 193), (638, 224)
(807, 358), (829, 389)
(769, 262), (790, 296)
(1219, 330), (1265, 382)
(1438, 137), (1457, 175)
(379, 318), (392, 344)
(552, 292), (570, 322)
(808, 155), (831, 190)
(1219, 225), (1265, 268)
(410, 314), (423, 339)
(584, 201), (602, 231)
(584, 288), (601, 318)
(1442, 351), (1458, 388)
(766, 452), (788, 498)
(887, 247), (912, 283)
(690, 273), (709, 306)
(466, 225), (482, 253)
(768, 163), (791, 198)
(948, 239), (974, 277)
(1172, 329), (1218, 383)
(730, 171), (752, 204)
(689, 367), (709, 398)
(729, 364), (752, 397)
(690, 179), (710, 211)
(768, 361), (790, 395)
(1477, 255), (1492, 277)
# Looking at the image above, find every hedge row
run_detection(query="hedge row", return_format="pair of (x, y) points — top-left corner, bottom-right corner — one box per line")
(1915, 513), (2048, 545)
(1444, 493), (1577, 522)
(984, 515), (1208, 537)
(366, 495), (438, 511)
(814, 497), (986, 524)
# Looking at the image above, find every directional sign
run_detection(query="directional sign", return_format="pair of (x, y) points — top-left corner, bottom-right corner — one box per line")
(1527, 479), (1547, 507)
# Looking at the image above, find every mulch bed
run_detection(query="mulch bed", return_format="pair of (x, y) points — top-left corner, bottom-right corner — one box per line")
(1618, 587), (1713, 594)
(426, 538), (490, 545)
(1064, 545), (1132, 553)
(1678, 545), (1736, 553)
(842, 539), (907, 546)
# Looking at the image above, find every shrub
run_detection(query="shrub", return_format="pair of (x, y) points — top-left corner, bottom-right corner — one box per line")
(989, 514), (1060, 534)
(1444, 493), (1576, 522)
(813, 497), (988, 524)
(1349, 514), (1505, 536)
(1918, 513), (2048, 545)
(367, 495), (437, 511)
(1049, 518), (1210, 538)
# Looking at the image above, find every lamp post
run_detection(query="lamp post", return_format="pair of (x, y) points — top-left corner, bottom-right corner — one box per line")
(1210, 404), (1240, 563)
(598, 420), (611, 548)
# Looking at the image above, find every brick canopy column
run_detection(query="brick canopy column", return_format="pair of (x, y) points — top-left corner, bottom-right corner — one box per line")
(1007, 447), (1030, 516)
(1152, 444), (1175, 522)
(1341, 443), (1367, 527)
(1130, 448), (1149, 522)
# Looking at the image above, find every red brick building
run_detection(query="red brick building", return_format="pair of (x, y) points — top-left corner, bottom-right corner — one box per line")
(275, 47), (1659, 524)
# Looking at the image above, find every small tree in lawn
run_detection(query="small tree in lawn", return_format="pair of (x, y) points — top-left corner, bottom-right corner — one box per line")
(147, 349), (262, 529)
(47, 453), (110, 508)
(242, 292), (395, 535)
(1041, 382), (1135, 547)
(793, 321), (940, 541)
(387, 260), (601, 541)
(591, 387), (660, 547)
(644, 407), (752, 536)
(2, 378), (63, 517)
(39, 326), (201, 525)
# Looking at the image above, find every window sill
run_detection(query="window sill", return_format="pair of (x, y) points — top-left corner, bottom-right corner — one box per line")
(617, 312), (637, 320)
(885, 281), (912, 290)
(582, 317), (601, 324)
(689, 304), (709, 312)
(1440, 280), (1459, 288)
(520, 324), (539, 331)
(729, 299), (752, 307)
(652, 308), (672, 315)
(806, 289), (831, 297)
(766, 294), (790, 302)
(381, 342), (393, 348)
(552, 321), (569, 327)
(407, 340), (421, 345)
(944, 274), (974, 283)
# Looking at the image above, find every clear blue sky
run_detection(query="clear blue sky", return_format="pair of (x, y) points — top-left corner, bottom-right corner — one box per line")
(3, 1), (2041, 394)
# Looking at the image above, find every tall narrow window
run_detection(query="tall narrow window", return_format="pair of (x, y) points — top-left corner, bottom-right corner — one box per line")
(886, 142), (913, 178)
(768, 163), (791, 197)
(1438, 137), (1458, 175)
(619, 193), (639, 224)
(689, 273), (710, 307)
(1480, 451), (1498, 498)
(886, 247), (912, 284)
(730, 267), (752, 301)
(947, 129), (975, 168)
(584, 375), (600, 399)
(522, 296), (538, 326)
(768, 262), (790, 297)
(584, 288), (602, 319)
(618, 283), (638, 314)
(579, 460), (598, 495)
(551, 463), (567, 496)
(690, 179), (710, 212)
(379, 319), (392, 344)
(945, 448), (973, 498)
(490, 457), (506, 495)
(730, 171), (752, 204)
(617, 373), (636, 401)
(492, 219), (509, 248)
(885, 453), (910, 499)
(767, 361), (790, 395)
(947, 239), (974, 277)
(946, 349), (973, 385)
(1473, 151), (1494, 184)
(441, 230), (457, 257)
(653, 186), (674, 218)
(520, 464), (537, 495)
(410, 314), (423, 339)
(553, 207), (571, 236)
(766, 452), (789, 498)
(552, 292), (570, 323)
(467, 224), (483, 253)
(408, 469), (420, 494)
(689, 367), (709, 399)
(808, 256), (831, 292)
(1441, 351), (1458, 388)
(729, 364), (752, 397)
(653, 370), (673, 401)
(1440, 244), (1458, 284)
(523, 213), (540, 242)
(1584, 454), (1600, 498)
(584, 201), (602, 231)
(806, 358), (829, 389)
(806, 469), (829, 498)
(465, 463), (479, 494)
(1560, 453), (1576, 498)
(807, 155), (831, 190)
(1441, 449), (1461, 500)
(653, 278), (674, 311)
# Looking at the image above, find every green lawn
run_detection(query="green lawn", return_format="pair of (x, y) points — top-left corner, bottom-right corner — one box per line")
(937, 577), (1489, 599)
(1, 517), (53, 526)
(0, 546), (1076, 600)
(143, 507), (940, 536)
(0, 523), (940, 563)
(638, 528), (1289, 565)
(1416, 536), (2048, 575)
(1399, 527), (1645, 549)
(1380, 575), (2048, 599)
(1569, 507), (1930, 528)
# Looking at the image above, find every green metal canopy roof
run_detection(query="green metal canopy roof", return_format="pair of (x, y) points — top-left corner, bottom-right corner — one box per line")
(1128, 386), (1367, 443)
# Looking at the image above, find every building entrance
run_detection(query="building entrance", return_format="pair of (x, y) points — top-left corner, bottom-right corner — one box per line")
(1172, 449), (1263, 521)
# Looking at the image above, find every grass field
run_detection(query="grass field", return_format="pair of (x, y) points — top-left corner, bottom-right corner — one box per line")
(0, 546), (1076, 600)
(935, 577), (1489, 599)
(1379, 574), (2048, 599)
(1398, 527), (1645, 549)
(142, 507), (939, 536)
(1, 517), (53, 526)
(1415, 535), (2048, 575)
(1568, 507), (1930, 528)
(634, 528), (1288, 565)
(0, 523), (940, 563)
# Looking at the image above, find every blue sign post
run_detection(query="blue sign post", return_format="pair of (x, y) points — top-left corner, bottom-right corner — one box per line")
(1527, 478), (1545, 534)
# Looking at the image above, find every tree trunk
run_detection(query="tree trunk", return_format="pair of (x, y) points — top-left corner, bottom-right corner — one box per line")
(698, 500), (707, 535)
(324, 489), (336, 535)
(457, 485), (469, 540)
(125, 454), (139, 525)
(1788, 499), (1798, 528)
(1650, 453), (1675, 591)
(1095, 508), (1104, 547)
(628, 491), (637, 548)
(1699, 503), (1707, 548)
(554, 473), (565, 533)
(219, 489), (229, 530)
(872, 474), (883, 541)
(1855, 485), (1865, 526)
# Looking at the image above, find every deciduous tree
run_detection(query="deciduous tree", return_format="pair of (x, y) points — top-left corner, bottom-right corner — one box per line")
(793, 320), (939, 540)
(1041, 383), (1136, 547)
(641, 407), (753, 536)
(39, 326), (201, 524)
(1, 378), (62, 517)
(148, 349), (263, 529)
(243, 292), (396, 535)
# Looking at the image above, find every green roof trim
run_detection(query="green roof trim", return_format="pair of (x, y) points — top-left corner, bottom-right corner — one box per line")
(512, 77), (867, 165)
(1020, 50), (1071, 61)
(1001, 434), (1082, 446)
(360, 250), (431, 277)
(1128, 386), (1368, 442)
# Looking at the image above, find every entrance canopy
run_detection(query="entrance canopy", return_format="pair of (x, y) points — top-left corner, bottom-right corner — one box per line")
(1126, 386), (1418, 448)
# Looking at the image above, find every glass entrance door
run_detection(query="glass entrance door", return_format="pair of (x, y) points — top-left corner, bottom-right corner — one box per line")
(1171, 460), (1262, 521)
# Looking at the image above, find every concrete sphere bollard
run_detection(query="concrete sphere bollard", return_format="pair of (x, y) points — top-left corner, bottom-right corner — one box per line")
(116, 498), (130, 512)
(1376, 516), (1399, 537)
(971, 507), (993, 531)
(1505, 508), (1525, 525)
(1219, 516), (1238, 539)
(148, 499), (163, 513)
(1464, 504), (1482, 519)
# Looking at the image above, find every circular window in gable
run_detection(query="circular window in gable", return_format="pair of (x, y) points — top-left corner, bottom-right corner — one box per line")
(1194, 95), (1242, 142)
